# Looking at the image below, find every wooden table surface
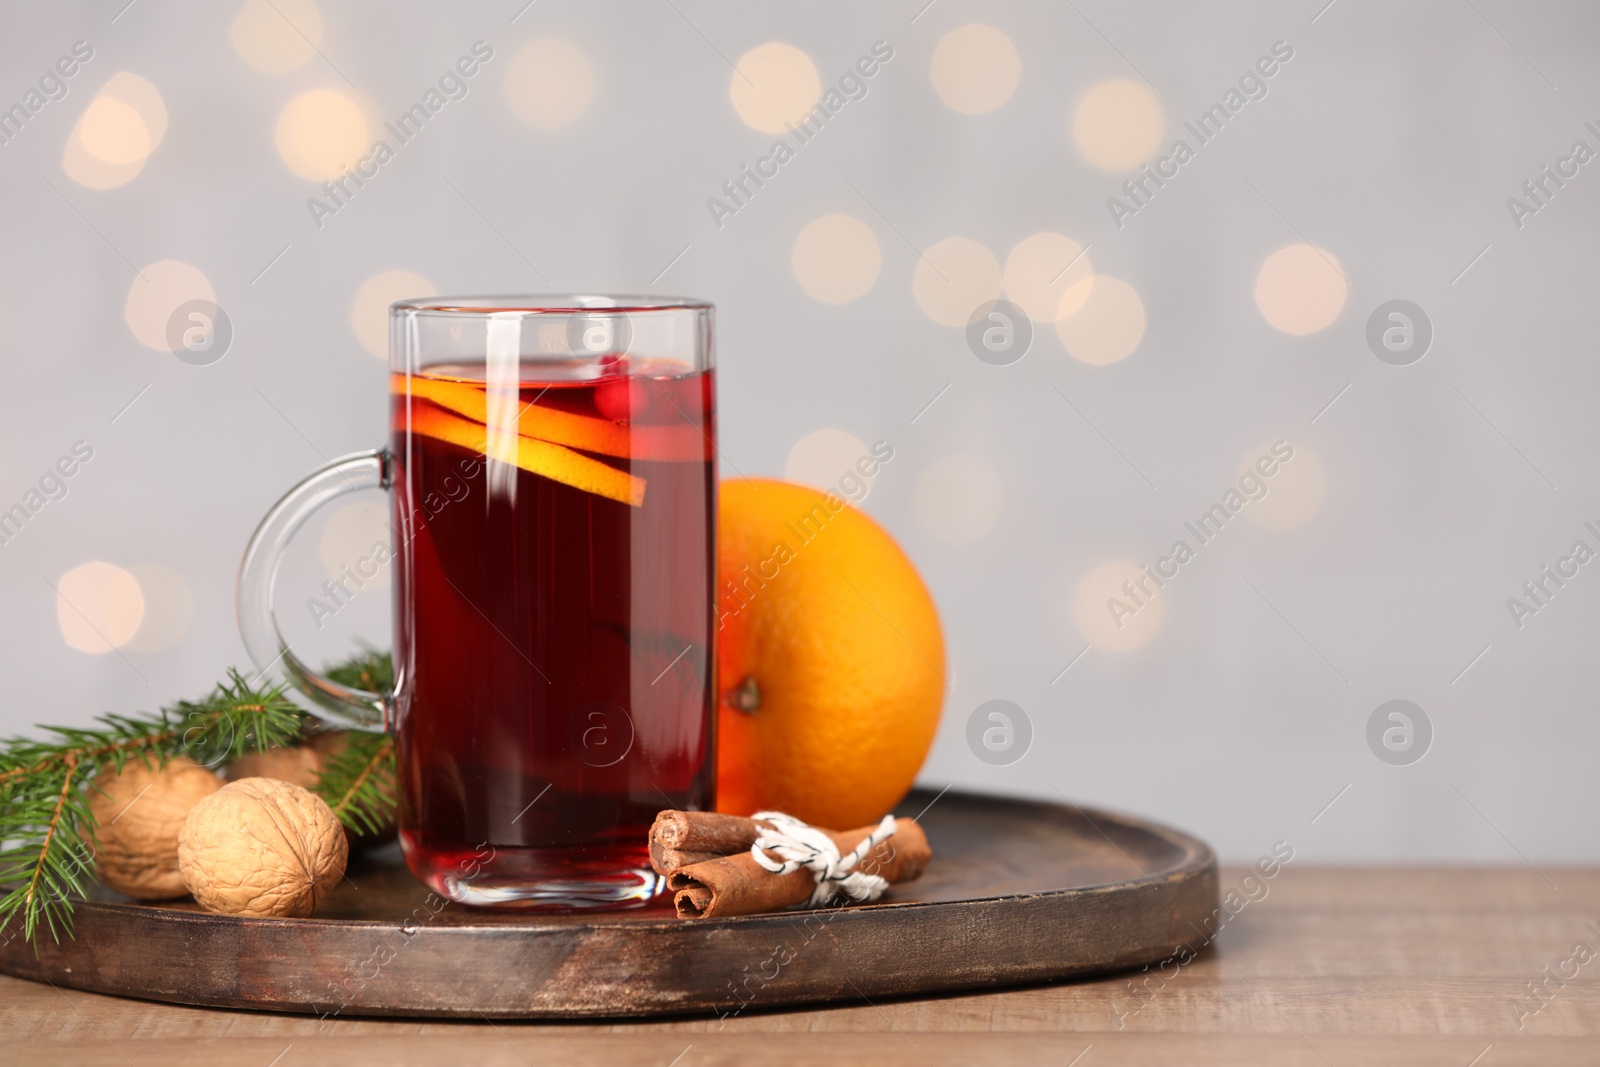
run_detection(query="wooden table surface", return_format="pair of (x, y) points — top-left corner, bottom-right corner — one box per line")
(7, 866), (1598, 1066)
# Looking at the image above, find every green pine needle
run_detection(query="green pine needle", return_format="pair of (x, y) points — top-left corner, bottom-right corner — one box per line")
(322, 647), (394, 696)
(0, 654), (398, 949)
(313, 649), (399, 835)
(316, 731), (397, 838)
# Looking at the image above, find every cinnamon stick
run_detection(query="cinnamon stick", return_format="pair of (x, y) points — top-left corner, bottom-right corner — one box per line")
(650, 809), (764, 855)
(649, 844), (724, 873)
(663, 816), (931, 919)
(649, 811), (920, 878)
(647, 810), (763, 876)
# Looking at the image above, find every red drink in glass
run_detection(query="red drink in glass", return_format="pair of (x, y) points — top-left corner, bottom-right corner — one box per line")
(237, 298), (716, 909)
(391, 359), (717, 905)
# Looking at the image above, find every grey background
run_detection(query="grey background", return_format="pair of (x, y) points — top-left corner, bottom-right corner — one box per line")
(2, 0), (1594, 865)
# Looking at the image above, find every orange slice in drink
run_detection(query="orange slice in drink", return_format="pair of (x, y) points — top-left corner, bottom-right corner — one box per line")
(409, 403), (645, 507)
(394, 374), (708, 462)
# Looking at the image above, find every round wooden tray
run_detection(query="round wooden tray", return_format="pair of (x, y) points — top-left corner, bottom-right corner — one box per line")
(0, 789), (1217, 1019)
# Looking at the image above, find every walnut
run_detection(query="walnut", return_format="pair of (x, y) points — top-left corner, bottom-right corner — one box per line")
(228, 732), (399, 848)
(88, 757), (222, 900)
(226, 745), (322, 788)
(178, 777), (349, 918)
(225, 729), (400, 844)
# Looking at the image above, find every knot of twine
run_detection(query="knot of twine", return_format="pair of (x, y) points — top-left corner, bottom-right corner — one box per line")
(749, 811), (898, 908)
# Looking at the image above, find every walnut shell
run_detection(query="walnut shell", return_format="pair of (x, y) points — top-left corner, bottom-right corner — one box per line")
(88, 757), (222, 900)
(178, 777), (349, 918)
(226, 733), (399, 850)
(226, 745), (323, 789)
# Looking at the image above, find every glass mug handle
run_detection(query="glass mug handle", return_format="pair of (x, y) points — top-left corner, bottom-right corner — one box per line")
(237, 448), (394, 732)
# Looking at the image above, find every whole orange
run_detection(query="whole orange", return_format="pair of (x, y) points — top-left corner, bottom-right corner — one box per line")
(715, 478), (945, 829)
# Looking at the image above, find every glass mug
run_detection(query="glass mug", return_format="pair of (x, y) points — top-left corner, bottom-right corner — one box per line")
(238, 296), (717, 907)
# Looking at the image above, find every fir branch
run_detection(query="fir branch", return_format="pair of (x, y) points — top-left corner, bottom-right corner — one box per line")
(323, 648), (394, 696)
(0, 720), (174, 787)
(166, 669), (306, 770)
(25, 757), (77, 902)
(313, 651), (399, 834)
(19, 756), (81, 945)
(0, 662), (370, 947)
(316, 732), (397, 837)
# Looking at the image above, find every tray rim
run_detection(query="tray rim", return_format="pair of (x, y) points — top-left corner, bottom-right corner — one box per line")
(0, 788), (1220, 1018)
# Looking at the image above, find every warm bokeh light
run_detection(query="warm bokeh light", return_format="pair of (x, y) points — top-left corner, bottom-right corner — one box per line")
(1245, 443), (1327, 530)
(62, 73), (167, 189)
(504, 39), (594, 130)
(786, 428), (875, 500)
(915, 454), (1004, 544)
(1072, 78), (1164, 171)
(275, 88), (369, 181)
(63, 131), (142, 189)
(57, 561), (144, 654)
(231, 0), (324, 74)
(730, 42), (821, 133)
(792, 214), (882, 303)
(78, 97), (149, 164)
(930, 24), (1020, 115)
(1056, 275), (1145, 364)
(1073, 560), (1165, 651)
(1003, 232), (1093, 322)
(125, 562), (193, 654)
(913, 237), (1002, 328)
(320, 501), (392, 589)
(1255, 243), (1348, 335)
(352, 269), (433, 358)
(124, 260), (215, 351)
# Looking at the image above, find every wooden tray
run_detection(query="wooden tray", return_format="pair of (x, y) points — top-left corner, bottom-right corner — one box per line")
(0, 789), (1217, 1019)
